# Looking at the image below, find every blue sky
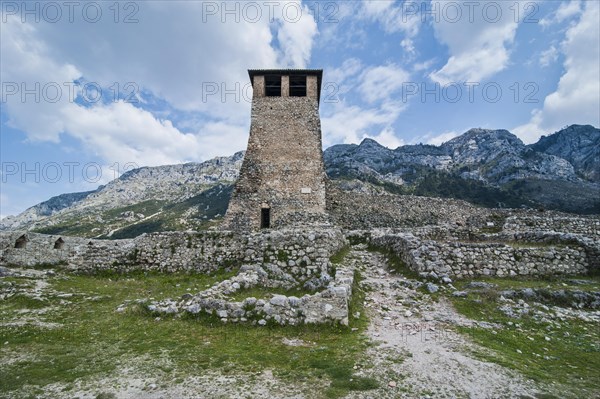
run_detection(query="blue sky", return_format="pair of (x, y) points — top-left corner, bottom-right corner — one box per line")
(1, 0), (599, 218)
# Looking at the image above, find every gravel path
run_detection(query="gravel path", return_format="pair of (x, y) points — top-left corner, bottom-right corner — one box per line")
(345, 245), (541, 399)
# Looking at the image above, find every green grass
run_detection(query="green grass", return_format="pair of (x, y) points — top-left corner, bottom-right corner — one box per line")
(449, 283), (600, 398)
(330, 245), (351, 265)
(364, 243), (420, 279)
(32, 219), (102, 237)
(0, 269), (376, 398)
(3, 294), (51, 310)
(452, 275), (600, 291)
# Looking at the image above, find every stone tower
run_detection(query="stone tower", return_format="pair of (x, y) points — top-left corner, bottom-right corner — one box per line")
(222, 69), (329, 230)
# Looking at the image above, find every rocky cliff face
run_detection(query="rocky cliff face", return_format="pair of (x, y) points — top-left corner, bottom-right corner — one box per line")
(1, 125), (598, 236)
(324, 125), (599, 213)
(530, 124), (600, 181)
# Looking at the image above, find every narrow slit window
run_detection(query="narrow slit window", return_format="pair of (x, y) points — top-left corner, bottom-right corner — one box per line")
(261, 208), (271, 229)
(265, 75), (281, 97)
(289, 75), (307, 97)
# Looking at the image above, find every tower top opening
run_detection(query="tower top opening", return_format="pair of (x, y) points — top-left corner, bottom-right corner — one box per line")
(248, 69), (323, 104)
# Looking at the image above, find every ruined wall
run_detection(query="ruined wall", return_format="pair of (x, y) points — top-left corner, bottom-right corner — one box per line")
(222, 76), (329, 231)
(149, 266), (354, 326)
(364, 230), (592, 279)
(327, 184), (491, 230)
(503, 215), (600, 237)
(0, 229), (346, 283)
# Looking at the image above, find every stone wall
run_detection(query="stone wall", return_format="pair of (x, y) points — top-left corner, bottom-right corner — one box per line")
(366, 230), (591, 279)
(148, 265), (355, 326)
(0, 229), (347, 285)
(223, 73), (329, 231)
(327, 184), (491, 229)
(501, 231), (600, 274)
(503, 215), (600, 236)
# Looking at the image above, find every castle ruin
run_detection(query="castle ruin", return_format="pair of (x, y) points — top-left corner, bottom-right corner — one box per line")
(222, 69), (329, 230)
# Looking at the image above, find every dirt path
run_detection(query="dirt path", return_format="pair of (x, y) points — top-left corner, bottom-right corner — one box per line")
(345, 244), (541, 399)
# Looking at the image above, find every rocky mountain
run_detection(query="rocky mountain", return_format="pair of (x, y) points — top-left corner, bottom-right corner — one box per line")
(1, 125), (598, 237)
(325, 125), (599, 213)
(0, 152), (244, 237)
(530, 124), (600, 181)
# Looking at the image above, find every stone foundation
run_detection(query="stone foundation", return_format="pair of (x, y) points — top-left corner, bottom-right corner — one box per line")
(0, 229), (346, 286)
(147, 265), (354, 326)
(362, 229), (595, 279)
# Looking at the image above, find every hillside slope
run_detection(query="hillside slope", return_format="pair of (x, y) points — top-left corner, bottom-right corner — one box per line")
(1, 125), (598, 237)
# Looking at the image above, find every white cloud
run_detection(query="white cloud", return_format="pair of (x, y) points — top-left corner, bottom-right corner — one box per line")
(429, 1), (519, 84)
(316, 2), (368, 50)
(400, 38), (416, 57)
(361, 0), (422, 37)
(362, 0), (395, 15)
(274, 1), (318, 68)
(60, 101), (202, 166)
(412, 59), (436, 73)
(368, 127), (405, 149)
(1, 3), (318, 168)
(423, 131), (460, 146)
(540, 0), (582, 27)
(513, 1), (600, 143)
(1, 17), (81, 142)
(358, 64), (410, 103)
(327, 58), (363, 85)
(321, 100), (405, 146)
(539, 45), (559, 67)
(324, 58), (363, 99)
(0, 15), (206, 166)
(2, 2), (319, 123)
(321, 60), (410, 148)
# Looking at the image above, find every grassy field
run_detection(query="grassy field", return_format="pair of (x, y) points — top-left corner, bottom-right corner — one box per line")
(448, 276), (600, 398)
(2, 250), (599, 398)
(0, 268), (376, 399)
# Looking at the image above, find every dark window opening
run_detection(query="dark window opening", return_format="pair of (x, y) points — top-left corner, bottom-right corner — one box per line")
(15, 235), (28, 249)
(54, 237), (65, 249)
(289, 75), (307, 97)
(265, 75), (281, 97)
(261, 208), (271, 229)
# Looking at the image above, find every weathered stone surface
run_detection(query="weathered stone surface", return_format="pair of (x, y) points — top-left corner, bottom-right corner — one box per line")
(364, 225), (597, 279)
(223, 70), (329, 231)
(0, 229), (346, 284)
(147, 264), (354, 326)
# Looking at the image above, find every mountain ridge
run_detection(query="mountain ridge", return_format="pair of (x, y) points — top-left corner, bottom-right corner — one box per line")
(2, 124), (598, 236)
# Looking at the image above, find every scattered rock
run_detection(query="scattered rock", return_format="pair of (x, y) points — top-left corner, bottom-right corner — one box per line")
(270, 295), (288, 307)
(426, 283), (439, 293)
(465, 282), (497, 289)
